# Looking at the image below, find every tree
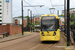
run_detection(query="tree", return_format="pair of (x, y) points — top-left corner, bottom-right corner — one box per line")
(35, 21), (40, 25)
(18, 16), (22, 17)
(59, 14), (64, 17)
(25, 16), (30, 27)
(18, 16), (26, 17)
(26, 16), (35, 30)
(70, 13), (75, 29)
(70, 13), (75, 22)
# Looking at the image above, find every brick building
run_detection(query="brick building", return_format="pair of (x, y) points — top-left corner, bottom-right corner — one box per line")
(13, 17), (27, 27)
(13, 16), (66, 27)
(30, 17), (40, 24)
(62, 8), (75, 16)
(13, 17), (40, 27)
(59, 16), (67, 26)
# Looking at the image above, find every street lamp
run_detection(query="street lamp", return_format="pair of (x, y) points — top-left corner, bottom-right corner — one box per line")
(49, 8), (55, 14)
(27, 9), (30, 16)
(33, 14), (35, 32)
(23, 5), (44, 7)
(33, 14), (35, 25)
(27, 9), (30, 31)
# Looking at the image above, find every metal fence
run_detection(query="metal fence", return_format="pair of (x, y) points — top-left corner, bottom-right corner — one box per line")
(23, 27), (29, 31)
(71, 30), (75, 41)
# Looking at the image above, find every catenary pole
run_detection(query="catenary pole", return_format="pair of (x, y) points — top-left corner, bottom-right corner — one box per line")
(21, 0), (24, 35)
(30, 11), (32, 32)
(64, 0), (66, 34)
(27, 9), (30, 31)
(67, 0), (70, 46)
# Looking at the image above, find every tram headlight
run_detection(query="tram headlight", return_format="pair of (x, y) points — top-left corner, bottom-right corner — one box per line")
(53, 32), (56, 36)
(42, 32), (44, 36)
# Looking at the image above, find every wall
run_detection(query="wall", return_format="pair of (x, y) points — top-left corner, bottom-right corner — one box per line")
(0, 25), (7, 33)
(0, 24), (22, 35)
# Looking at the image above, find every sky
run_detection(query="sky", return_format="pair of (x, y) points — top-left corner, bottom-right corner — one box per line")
(13, 0), (74, 17)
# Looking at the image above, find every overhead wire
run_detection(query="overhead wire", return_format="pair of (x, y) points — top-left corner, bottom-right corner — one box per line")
(24, 0), (40, 15)
(50, 0), (53, 7)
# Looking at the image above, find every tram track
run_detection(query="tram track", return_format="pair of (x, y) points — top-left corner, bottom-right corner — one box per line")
(46, 43), (55, 50)
(0, 32), (66, 50)
(0, 33), (40, 49)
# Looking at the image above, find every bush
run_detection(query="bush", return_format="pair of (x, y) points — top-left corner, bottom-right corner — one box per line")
(70, 13), (75, 29)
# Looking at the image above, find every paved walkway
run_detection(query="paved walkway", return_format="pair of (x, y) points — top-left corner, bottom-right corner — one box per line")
(0, 32), (35, 43)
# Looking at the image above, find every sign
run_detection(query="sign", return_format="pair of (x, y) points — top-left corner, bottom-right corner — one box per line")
(6, 0), (9, 3)
(42, 16), (55, 20)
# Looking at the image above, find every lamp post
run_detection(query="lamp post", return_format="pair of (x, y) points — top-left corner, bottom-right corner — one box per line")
(27, 9), (30, 31)
(33, 14), (35, 32)
(23, 5), (44, 7)
(67, 0), (70, 46)
(27, 9), (30, 16)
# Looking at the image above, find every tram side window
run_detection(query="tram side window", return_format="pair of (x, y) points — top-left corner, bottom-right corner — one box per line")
(56, 19), (59, 29)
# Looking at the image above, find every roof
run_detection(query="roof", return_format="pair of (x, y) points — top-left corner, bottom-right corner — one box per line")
(40, 14), (59, 19)
(13, 17), (40, 20)
(70, 8), (75, 9)
(13, 17), (27, 20)
(62, 8), (75, 11)
(59, 16), (67, 18)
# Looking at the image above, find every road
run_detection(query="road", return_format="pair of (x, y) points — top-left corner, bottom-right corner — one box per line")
(0, 32), (66, 50)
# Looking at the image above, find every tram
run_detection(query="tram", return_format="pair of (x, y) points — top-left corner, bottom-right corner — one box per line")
(40, 14), (60, 41)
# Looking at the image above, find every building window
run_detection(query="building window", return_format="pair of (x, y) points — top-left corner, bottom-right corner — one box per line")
(0, 9), (2, 11)
(0, 5), (2, 7)
(0, 13), (2, 14)
(37, 19), (38, 20)
(26, 23), (27, 24)
(0, 20), (2, 22)
(18, 21), (19, 24)
(25, 21), (27, 22)
(0, 1), (1, 3)
(0, 16), (2, 18)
